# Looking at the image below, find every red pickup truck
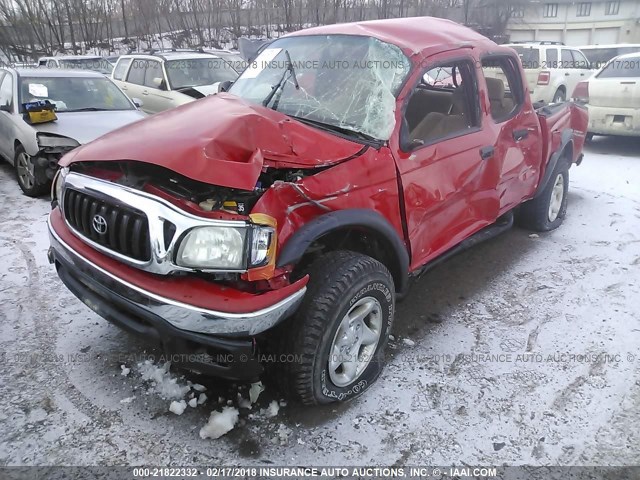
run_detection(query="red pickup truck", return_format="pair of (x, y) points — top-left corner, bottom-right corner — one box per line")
(48, 17), (588, 405)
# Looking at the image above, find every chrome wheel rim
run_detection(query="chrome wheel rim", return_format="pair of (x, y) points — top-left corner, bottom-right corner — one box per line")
(328, 296), (383, 387)
(16, 152), (35, 189)
(548, 173), (564, 222)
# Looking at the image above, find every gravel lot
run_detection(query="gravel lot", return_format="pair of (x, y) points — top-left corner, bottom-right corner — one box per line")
(0, 136), (639, 467)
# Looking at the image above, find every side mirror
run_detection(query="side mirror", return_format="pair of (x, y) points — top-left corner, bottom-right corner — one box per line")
(0, 104), (11, 113)
(152, 77), (166, 90)
(132, 98), (143, 108)
(218, 80), (233, 93)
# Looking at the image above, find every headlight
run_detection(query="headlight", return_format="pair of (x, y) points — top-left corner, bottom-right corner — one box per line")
(174, 215), (278, 273)
(51, 166), (69, 202)
(37, 134), (79, 149)
(176, 226), (246, 269)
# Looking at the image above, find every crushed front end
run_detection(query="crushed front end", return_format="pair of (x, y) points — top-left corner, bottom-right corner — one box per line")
(47, 163), (307, 380)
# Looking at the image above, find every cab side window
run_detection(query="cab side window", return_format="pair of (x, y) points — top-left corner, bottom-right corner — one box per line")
(47, 60), (57, 68)
(0, 73), (13, 109)
(126, 59), (146, 85)
(481, 56), (524, 122)
(403, 60), (480, 148)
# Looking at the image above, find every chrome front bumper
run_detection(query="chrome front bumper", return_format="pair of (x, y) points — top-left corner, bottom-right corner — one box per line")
(48, 216), (306, 336)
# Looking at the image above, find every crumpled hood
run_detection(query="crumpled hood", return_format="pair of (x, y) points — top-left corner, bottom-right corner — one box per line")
(36, 110), (146, 145)
(60, 93), (365, 191)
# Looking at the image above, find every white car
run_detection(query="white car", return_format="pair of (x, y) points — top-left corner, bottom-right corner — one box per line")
(0, 68), (146, 196)
(506, 41), (592, 104)
(37, 55), (114, 75)
(572, 52), (640, 139)
(111, 51), (238, 114)
(577, 44), (640, 71)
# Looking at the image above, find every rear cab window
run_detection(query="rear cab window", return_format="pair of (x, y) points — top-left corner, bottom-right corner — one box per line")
(481, 55), (524, 122)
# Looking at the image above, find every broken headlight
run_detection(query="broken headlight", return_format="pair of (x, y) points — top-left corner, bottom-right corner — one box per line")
(51, 166), (69, 203)
(37, 133), (79, 149)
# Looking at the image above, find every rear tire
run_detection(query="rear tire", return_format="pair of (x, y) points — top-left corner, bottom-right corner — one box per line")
(280, 251), (395, 405)
(15, 145), (49, 197)
(518, 163), (569, 232)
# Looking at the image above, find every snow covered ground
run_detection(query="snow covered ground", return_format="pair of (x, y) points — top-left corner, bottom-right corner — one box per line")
(0, 136), (638, 466)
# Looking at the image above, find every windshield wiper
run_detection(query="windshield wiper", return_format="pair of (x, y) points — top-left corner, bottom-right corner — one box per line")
(262, 49), (299, 110)
(64, 107), (110, 112)
(289, 115), (383, 147)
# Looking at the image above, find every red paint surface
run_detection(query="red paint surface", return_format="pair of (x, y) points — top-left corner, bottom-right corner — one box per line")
(59, 94), (363, 191)
(58, 17), (588, 299)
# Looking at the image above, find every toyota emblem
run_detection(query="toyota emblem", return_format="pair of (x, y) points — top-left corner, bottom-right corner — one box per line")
(92, 214), (108, 235)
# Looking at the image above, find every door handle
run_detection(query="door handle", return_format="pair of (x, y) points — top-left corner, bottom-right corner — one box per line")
(480, 146), (494, 160)
(513, 128), (529, 141)
(121, 85), (127, 90)
(142, 90), (149, 95)
(564, 72), (570, 76)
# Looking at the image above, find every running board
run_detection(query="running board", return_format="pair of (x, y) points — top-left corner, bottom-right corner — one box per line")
(411, 210), (514, 282)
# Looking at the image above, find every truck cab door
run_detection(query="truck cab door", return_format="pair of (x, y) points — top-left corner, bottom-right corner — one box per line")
(480, 55), (542, 212)
(391, 56), (500, 271)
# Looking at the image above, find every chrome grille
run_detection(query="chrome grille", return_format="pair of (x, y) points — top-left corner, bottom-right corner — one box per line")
(63, 188), (151, 262)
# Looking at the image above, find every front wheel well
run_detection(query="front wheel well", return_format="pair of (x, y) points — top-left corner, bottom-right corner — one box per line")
(292, 226), (406, 293)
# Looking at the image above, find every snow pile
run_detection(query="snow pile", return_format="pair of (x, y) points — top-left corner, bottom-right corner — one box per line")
(276, 424), (292, 445)
(197, 393), (208, 405)
(120, 396), (135, 404)
(199, 407), (239, 440)
(264, 400), (280, 418)
(188, 398), (198, 408)
(402, 338), (416, 347)
(137, 361), (191, 400)
(120, 365), (131, 376)
(249, 381), (264, 404)
(169, 400), (187, 415)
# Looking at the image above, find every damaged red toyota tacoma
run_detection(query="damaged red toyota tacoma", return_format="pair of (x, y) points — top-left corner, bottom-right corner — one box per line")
(48, 17), (588, 404)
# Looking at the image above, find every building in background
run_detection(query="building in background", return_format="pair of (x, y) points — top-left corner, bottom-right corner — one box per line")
(507, 0), (640, 45)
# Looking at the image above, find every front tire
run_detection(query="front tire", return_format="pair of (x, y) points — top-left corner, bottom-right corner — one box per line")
(518, 163), (569, 232)
(282, 251), (395, 405)
(15, 145), (49, 197)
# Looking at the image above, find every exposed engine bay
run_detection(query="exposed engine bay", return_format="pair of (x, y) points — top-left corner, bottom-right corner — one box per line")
(70, 160), (314, 216)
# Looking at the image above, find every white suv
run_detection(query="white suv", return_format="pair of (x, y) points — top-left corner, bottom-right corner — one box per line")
(506, 41), (592, 105)
(111, 50), (238, 114)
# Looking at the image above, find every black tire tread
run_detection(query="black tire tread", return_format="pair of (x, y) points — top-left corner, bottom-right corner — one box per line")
(281, 250), (393, 405)
(519, 162), (569, 232)
(14, 145), (49, 197)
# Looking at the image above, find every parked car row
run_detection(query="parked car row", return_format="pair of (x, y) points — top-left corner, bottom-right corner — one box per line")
(111, 50), (239, 114)
(504, 41), (640, 138)
(0, 68), (145, 196)
(0, 48), (245, 195)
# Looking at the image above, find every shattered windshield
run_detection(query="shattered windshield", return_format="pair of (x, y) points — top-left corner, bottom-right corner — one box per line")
(228, 35), (411, 141)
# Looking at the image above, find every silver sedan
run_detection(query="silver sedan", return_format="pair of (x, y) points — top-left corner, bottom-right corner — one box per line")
(0, 68), (146, 196)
